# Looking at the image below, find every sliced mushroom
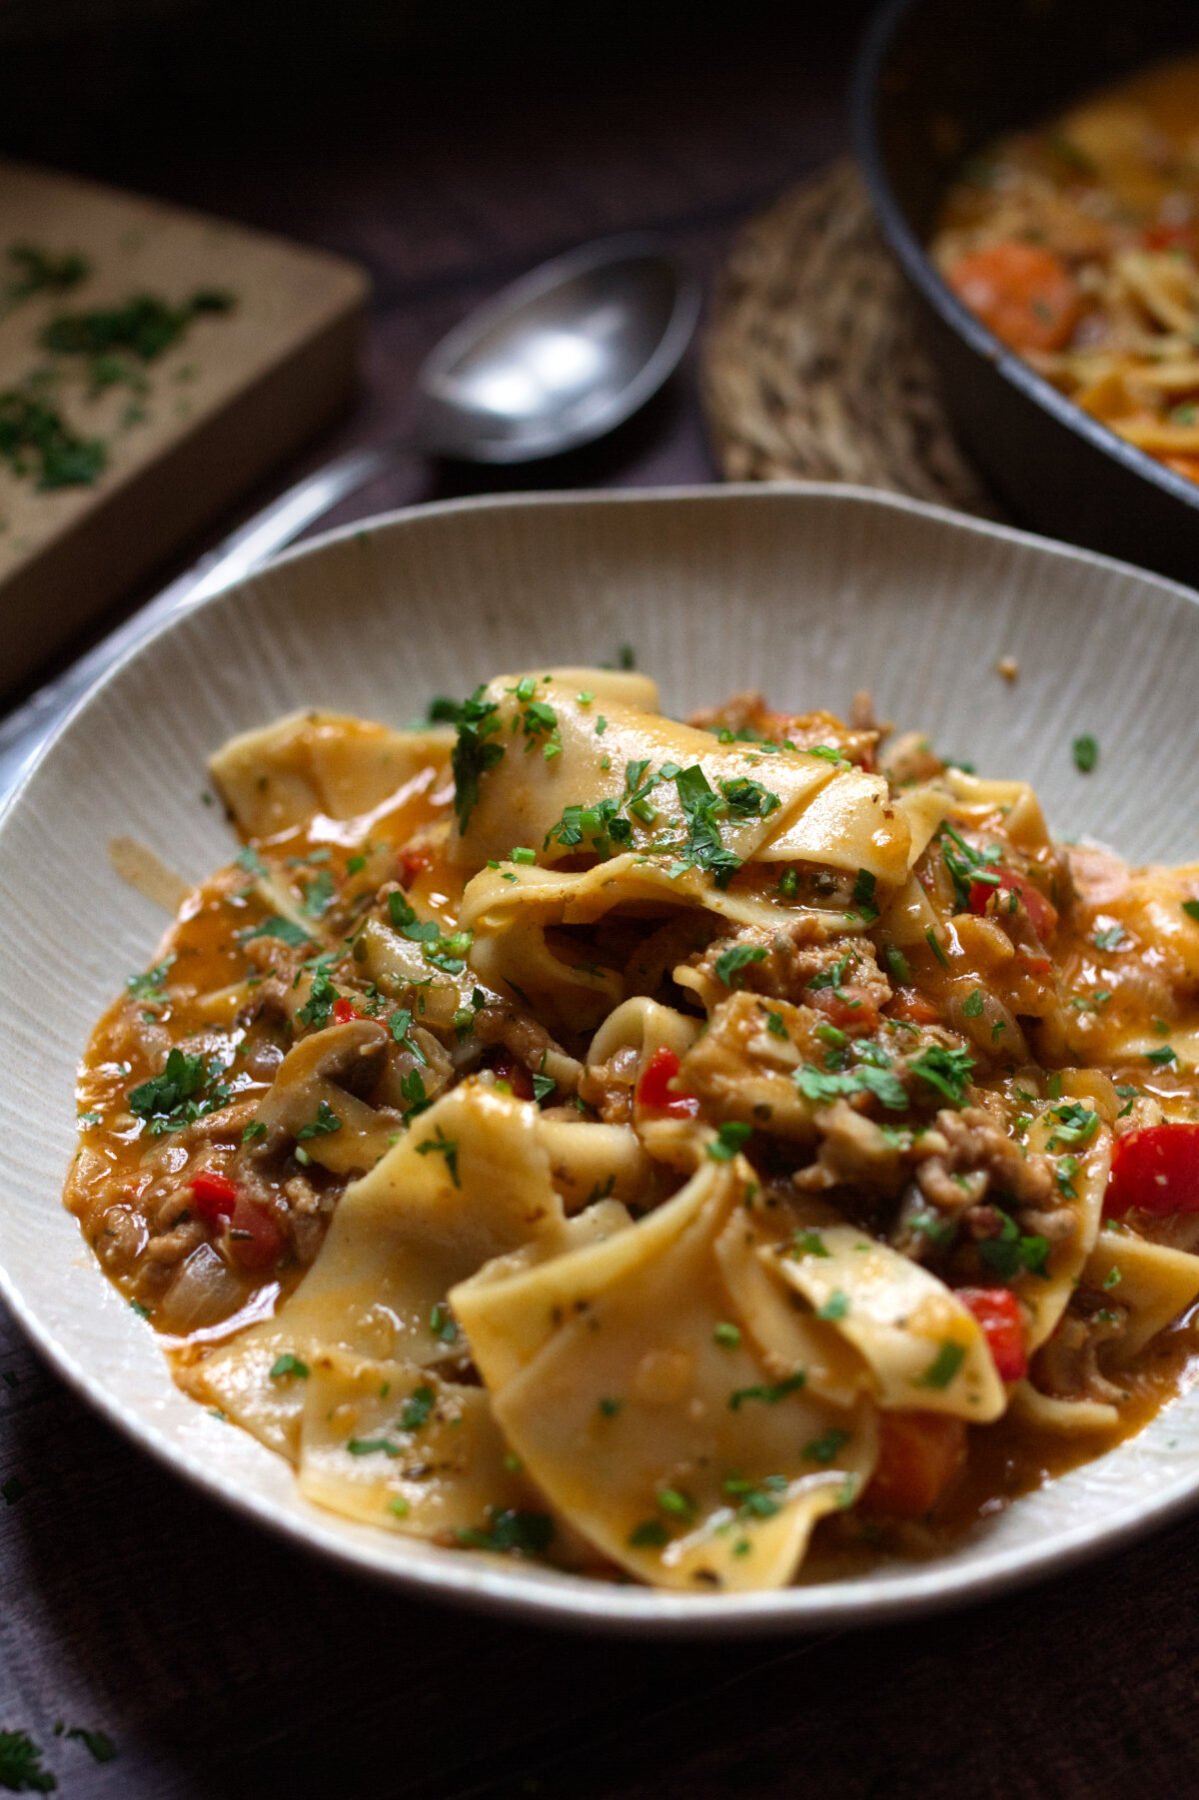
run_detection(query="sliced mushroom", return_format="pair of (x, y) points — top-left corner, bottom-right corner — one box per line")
(243, 1020), (405, 1175)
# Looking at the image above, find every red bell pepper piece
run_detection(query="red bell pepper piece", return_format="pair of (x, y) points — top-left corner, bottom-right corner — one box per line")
(957, 1286), (1027, 1381)
(190, 1168), (239, 1227)
(332, 996), (361, 1024)
(968, 867), (1058, 941)
(1105, 1124), (1199, 1218)
(860, 1412), (967, 1519)
(398, 848), (431, 887)
(227, 1193), (285, 1270)
(636, 1046), (701, 1119)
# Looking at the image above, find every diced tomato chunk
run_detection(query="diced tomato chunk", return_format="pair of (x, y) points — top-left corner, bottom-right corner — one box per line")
(190, 1168), (238, 1227)
(332, 996), (362, 1024)
(888, 988), (941, 1026)
(809, 985), (883, 1033)
(958, 1286), (1027, 1382)
(861, 1412), (967, 1519)
(635, 1045), (701, 1119)
(968, 867), (1057, 942)
(227, 1193), (285, 1270)
(1105, 1124), (1199, 1219)
(398, 848), (431, 887)
(945, 242), (1082, 352)
(489, 1049), (534, 1101)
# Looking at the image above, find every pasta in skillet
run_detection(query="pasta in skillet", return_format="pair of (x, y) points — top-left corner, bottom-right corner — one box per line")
(66, 667), (1199, 1590)
(933, 54), (1199, 487)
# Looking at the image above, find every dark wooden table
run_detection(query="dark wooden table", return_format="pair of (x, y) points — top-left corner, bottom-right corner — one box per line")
(4, 7), (1199, 1794)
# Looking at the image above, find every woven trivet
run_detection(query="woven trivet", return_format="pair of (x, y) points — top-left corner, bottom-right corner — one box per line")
(703, 158), (1005, 519)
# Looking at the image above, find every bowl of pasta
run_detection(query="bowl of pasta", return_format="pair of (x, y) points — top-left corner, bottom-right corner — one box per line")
(1, 482), (1198, 1632)
(854, 0), (1199, 583)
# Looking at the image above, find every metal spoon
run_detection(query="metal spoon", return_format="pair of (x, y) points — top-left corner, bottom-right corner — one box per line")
(0, 233), (699, 794)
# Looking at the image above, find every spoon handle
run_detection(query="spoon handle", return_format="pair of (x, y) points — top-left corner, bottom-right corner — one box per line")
(0, 437), (408, 802)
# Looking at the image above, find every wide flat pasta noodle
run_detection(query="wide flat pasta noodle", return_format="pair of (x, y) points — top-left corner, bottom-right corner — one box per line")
(1023, 1110), (1113, 1353)
(767, 1223), (1007, 1422)
(453, 1157), (876, 1591)
(297, 1353), (530, 1538)
(211, 710), (451, 837)
(460, 856), (864, 1035)
(185, 1085), (567, 1457)
(454, 674), (847, 874)
(1083, 1229), (1199, 1363)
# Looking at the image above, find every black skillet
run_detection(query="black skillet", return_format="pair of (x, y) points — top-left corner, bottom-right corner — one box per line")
(853, 0), (1199, 585)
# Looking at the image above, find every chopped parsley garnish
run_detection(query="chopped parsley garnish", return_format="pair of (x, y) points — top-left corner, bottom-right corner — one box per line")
(448, 686), (505, 831)
(1072, 734), (1098, 773)
(0, 383), (107, 490)
(657, 1486), (698, 1521)
(387, 1007), (427, 1063)
(63, 1727), (117, 1766)
(789, 1229), (831, 1258)
(913, 1341), (966, 1390)
(269, 1354), (309, 1381)
(239, 913), (312, 948)
(628, 1518), (671, 1548)
(723, 1473), (789, 1520)
(597, 1396), (623, 1418)
(728, 1371), (806, 1410)
(531, 1071), (556, 1104)
(128, 1049), (229, 1136)
(1094, 924), (1128, 951)
(802, 1428), (850, 1465)
(457, 1508), (555, 1556)
(908, 1044), (975, 1106)
(5, 241), (90, 302)
(707, 1120), (752, 1161)
(415, 1126), (460, 1187)
(718, 777), (781, 819)
(852, 868), (878, 918)
(544, 796), (632, 857)
(1103, 1266), (1122, 1291)
(910, 1211), (955, 1247)
(125, 955), (174, 1001)
(0, 1729), (56, 1793)
(1183, 900), (1199, 925)
(938, 821), (1001, 910)
(41, 287), (233, 362)
(962, 988), (984, 1019)
(714, 944), (768, 988)
(400, 1069), (430, 1117)
(297, 964), (338, 1029)
(242, 1120), (268, 1145)
(1146, 1045), (1178, 1068)
(713, 1322), (742, 1348)
(429, 1303), (458, 1345)
(399, 1385), (436, 1432)
(1045, 1101), (1100, 1150)
(978, 1210), (1050, 1281)
(296, 1099), (341, 1140)
(795, 1062), (908, 1112)
(300, 870), (336, 919)
(884, 944), (911, 984)
(765, 1009), (789, 1039)
(817, 1289), (849, 1321)
(672, 764), (743, 888)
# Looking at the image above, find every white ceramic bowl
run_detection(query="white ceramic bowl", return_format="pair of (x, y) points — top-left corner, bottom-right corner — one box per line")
(2, 484), (1197, 1635)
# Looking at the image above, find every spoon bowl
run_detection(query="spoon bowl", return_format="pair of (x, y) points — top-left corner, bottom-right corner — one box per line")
(0, 233), (700, 793)
(412, 235), (700, 462)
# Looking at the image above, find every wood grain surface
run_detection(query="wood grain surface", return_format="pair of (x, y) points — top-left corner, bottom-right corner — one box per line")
(3, 5), (1199, 1795)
